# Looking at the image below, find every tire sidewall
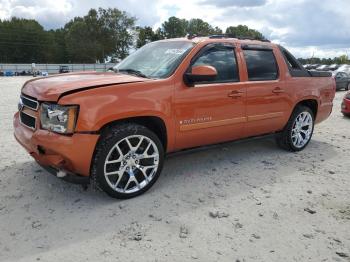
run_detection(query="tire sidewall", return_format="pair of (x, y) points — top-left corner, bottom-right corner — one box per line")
(287, 106), (315, 151)
(92, 124), (164, 199)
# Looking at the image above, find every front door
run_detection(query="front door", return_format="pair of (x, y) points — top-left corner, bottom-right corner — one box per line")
(174, 43), (246, 150)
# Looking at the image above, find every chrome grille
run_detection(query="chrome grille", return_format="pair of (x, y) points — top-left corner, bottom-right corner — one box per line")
(19, 94), (39, 130)
(20, 111), (36, 130)
(20, 95), (39, 111)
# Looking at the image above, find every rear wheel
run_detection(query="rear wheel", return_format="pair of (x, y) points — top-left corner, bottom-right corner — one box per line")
(346, 82), (350, 91)
(91, 123), (164, 199)
(276, 106), (314, 151)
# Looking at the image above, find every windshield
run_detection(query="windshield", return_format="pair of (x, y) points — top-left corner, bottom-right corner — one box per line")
(115, 41), (194, 79)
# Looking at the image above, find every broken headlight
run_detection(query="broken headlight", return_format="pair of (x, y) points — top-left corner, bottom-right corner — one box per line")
(40, 103), (78, 134)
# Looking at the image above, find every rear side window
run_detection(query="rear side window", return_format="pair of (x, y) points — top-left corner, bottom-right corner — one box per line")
(279, 46), (310, 77)
(192, 45), (239, 83)
(243, 50), (278, 81)
(282, 50), (301, 69)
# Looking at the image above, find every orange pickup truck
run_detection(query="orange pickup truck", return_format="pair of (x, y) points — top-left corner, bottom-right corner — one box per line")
(14, 35), (336, 199)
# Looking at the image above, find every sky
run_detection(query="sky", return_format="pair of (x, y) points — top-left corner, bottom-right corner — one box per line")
(0, 0), (349, 58)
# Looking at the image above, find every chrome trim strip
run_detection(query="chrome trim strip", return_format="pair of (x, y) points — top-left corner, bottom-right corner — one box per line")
(19, 111), (36, 130)
(180, 117), (246, 131)
(20, 95), (39, 111)
(179, 111), (284, 131)
(247, 112), (284, 122)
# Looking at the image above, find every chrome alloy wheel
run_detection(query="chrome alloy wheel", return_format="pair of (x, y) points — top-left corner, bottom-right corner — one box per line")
(291, 111), (313, 148)
(104, 135), (160, 194)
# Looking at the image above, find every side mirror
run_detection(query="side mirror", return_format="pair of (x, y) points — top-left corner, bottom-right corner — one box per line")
(184, 65), (217, 85)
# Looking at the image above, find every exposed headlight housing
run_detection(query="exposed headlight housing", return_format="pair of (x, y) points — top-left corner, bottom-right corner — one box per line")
(346, 93), (350, 100)
(40, 103), (78, 134)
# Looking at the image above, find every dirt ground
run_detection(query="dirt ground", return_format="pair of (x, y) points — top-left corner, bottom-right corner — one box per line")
(0, 76), (349, 262)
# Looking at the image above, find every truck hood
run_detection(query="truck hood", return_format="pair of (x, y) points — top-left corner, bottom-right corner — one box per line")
(21, 72), (150, 101)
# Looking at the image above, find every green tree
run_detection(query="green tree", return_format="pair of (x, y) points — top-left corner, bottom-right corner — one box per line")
(98, 8), (135, 60)
(187, 18), (221, 35)
(225, 25), (264, 40)
(297, 55), (350, 65)
(335, 54), (349, 64)
(0, 18), (49, 63)
(161, 16), (188, 38)
(136, 26), (164, 48)
(65, 18), (97, 62)
(65, 8), (135, 63)
(212, 26), (223, 34)
(0, 8), (135, 63)
(47, 29), (68, 63)
(160, 17), (223, 39)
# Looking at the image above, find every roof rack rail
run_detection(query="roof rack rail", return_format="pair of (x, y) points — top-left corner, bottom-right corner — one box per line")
(208, 34), (270, 42)
(186, 33), (270, 42)
(186, 33), (205, 39)
(208, 34), (235, 39)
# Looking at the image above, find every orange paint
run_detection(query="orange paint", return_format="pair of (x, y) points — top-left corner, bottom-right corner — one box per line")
(14, 37), (335, 177)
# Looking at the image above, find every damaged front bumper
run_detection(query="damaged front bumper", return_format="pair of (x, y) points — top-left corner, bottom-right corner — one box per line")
(13, 112), (99, 183)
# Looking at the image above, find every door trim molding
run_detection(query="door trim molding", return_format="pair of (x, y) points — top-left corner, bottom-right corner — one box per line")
(179, 111), (284, 132)
(247, 112), (284, 122)
(179, 117), (246, 131)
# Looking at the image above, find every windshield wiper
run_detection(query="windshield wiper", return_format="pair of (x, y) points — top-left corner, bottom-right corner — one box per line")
(117, 69), (149, 79)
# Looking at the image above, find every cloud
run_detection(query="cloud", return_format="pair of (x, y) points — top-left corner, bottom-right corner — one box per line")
(179, 0), (350, 58)
(1, 0), (73, 29)
(0, 0), (161, 28)
(154, 0), (350, 57)
(201, 0), (267, 8)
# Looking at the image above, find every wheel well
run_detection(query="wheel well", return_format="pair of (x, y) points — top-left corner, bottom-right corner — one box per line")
(99, 116), (168, 150)
(296, 99), (318, 118)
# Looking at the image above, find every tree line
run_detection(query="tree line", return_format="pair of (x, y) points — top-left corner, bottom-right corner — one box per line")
(0, 7), (348, 64)
(297, 55), (349, 65)
(0, 8), (265, 63)
(0, 8), (135, 63)
(135, 17), (265, 48)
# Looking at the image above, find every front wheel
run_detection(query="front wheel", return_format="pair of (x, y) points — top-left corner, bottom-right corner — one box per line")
(91, 123), (164, 199)
(276, 106), (314, 151)
(346, 83), (350, 91)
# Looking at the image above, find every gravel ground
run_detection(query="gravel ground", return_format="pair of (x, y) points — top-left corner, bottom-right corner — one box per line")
(0, 76), (349, 262)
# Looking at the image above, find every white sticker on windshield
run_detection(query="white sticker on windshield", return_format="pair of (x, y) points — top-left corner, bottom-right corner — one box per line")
(165, 49), (187, 55)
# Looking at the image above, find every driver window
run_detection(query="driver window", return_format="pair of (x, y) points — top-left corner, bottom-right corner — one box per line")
(192, 45), (239, 83)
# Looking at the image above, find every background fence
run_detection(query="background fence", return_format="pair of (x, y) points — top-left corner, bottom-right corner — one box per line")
(0, 63), (116, 75)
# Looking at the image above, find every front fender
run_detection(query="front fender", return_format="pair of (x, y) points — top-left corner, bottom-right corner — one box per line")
(58, 80), (175, 149)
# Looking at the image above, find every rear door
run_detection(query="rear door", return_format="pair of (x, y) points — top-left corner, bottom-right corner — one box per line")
(240, 45), (289, 137)
(174, 43), (246, 150)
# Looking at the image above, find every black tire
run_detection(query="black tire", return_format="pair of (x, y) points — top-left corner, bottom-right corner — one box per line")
(276, 105), (315, 152)
(346, 82), (350, 91)
(91, 123), (164, 199)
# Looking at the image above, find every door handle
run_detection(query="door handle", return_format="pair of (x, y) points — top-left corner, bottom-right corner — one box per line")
(228, 90), (244, 98)
(272, 87), (285, 94)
